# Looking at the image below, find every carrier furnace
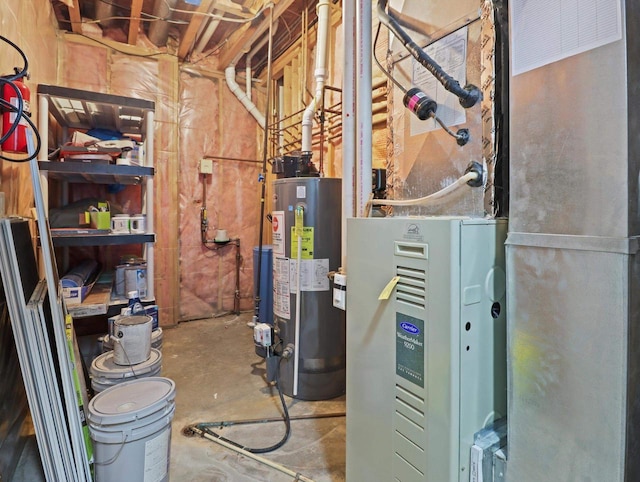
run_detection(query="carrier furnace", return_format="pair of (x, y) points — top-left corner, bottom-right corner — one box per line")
(346, 217), (507, 481)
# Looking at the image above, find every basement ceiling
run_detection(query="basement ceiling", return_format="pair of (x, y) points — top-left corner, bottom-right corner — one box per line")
(49, 0), (318, 71)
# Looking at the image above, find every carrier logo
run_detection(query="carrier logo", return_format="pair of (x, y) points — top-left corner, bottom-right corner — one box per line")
(400, 322), (420, 335)
(406, 223), (420, 235)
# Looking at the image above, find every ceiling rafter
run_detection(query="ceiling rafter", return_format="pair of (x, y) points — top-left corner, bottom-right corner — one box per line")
(178, 0), (215, 60)
(128, 0), (144, 45)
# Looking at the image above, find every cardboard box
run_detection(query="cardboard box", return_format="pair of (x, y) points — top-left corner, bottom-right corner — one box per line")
(62, 281), (95, 305)
(89, 211), (110, 230)
(66, 277), (112, 318)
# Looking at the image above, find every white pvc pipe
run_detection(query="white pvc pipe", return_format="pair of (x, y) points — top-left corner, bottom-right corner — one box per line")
(245, 21), (279, 101)
(293, 229), (303, 397)
(225, 65), (266, 127)
(301, 0), (331, 153)
(370, 171), (479, 207)
(356, 0), (373, 216)
(145, 110), (155, 300)
(341, 0), (356, 269)
(191, 426), (315, 482)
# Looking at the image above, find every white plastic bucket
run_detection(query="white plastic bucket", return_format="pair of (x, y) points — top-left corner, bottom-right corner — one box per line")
(88, 377), (176, 482)
(112, 315), (152, 366)
(91, 348), (162, 393)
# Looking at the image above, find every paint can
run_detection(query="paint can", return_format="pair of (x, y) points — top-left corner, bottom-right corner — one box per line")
(124, 263), (147, 299)
(101, 327), (163, 353)
(130, 214), (146, 234)
(110, 214), (130, 233)
(112, 315), (152, 366)
(87, 377), (175, 482)
(115, 256), (145, 297)
(90, 348), (162, 394)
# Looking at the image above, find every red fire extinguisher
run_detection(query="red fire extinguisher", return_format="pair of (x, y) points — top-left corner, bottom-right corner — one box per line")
(2, 76), (30, 154)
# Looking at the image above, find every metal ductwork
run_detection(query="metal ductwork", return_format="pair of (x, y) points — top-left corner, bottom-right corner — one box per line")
(148, 0), (178, 47)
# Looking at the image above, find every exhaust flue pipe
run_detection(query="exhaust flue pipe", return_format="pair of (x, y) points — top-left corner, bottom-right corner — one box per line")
(301, 0), (331, 153)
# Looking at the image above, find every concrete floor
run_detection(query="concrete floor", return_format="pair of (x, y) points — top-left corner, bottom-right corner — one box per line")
(12, 312), (346, 481)
(163, 312), (346, 482)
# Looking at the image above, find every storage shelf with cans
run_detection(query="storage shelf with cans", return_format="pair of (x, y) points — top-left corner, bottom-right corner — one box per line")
(37, 84), (156, 323)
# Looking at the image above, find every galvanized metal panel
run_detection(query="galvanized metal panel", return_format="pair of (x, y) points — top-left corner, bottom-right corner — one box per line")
(509, 9), (629, 237)
(507, 239), (628, 482)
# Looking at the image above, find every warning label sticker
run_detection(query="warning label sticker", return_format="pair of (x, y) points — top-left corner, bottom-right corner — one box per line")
(272, 211), (285, 257)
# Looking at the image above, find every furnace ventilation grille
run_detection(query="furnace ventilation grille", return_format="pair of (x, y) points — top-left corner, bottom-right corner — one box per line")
(396, 266), (426, 310)
(394, 383), (426, 478)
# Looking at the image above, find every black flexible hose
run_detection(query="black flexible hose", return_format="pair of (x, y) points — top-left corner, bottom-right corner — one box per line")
(195, 356), (291, 454)
(0, 36), (41, 162)
(376, 0), (481, 108)
(0, 35), (29, 82)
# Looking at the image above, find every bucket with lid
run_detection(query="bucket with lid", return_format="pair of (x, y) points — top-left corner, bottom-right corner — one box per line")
(112, 314), (152, 365)
(90, 348), (162, 393)
(88, 377), (176, 482)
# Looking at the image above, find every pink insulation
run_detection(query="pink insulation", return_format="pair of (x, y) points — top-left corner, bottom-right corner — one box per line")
(58, 40), (181, 326)
(178, 69), (261, 321)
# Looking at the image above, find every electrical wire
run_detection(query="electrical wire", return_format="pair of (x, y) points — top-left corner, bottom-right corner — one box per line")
(60, 16), (190, 26)
(74, 33), (178, 59)
(373, 22), (406, 93)
(161, 0), (269, 24)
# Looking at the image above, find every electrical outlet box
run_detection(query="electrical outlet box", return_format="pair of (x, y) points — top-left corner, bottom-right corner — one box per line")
(199, 159), (213, 174)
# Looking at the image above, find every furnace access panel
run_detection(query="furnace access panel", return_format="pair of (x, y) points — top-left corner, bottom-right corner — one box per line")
(346, 217), (507, 482)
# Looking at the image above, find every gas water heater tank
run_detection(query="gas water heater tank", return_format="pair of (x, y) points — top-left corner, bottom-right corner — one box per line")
(272, 177), (345, 400)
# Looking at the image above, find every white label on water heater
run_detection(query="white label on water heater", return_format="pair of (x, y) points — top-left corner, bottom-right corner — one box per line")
(144, 426), (170, 482)
(289, 258), (330, 292)
(296, 185), (306, 198)
(274, 257), (291, 319)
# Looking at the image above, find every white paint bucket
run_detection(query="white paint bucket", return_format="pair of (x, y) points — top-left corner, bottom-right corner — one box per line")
(102, 327), (163, 353)
(88, 377), (176, 482)
(112, 315), (153, 366)
(124, 264), (147, 299)
(90, 348), (162, 393)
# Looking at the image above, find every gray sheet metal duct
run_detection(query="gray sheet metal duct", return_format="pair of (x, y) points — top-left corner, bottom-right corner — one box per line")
(507, 2), (640, 481)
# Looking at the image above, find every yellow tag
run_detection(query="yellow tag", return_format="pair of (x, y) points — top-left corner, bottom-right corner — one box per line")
(378, 276), (400, 300)
(295, 206), (304, 237)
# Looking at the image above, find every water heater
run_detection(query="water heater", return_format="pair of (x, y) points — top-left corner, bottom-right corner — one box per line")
(346, 216), (507, 481)
(272, 177), (345, 400)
